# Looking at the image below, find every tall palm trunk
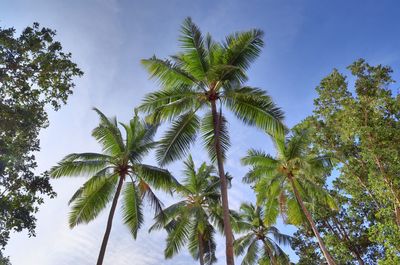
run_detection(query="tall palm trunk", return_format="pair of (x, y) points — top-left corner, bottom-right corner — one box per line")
(198, 233), (205, 265)
(288, 175), (336, 265)
(97, 174), (125, 265)
(210, 100), (235, 265)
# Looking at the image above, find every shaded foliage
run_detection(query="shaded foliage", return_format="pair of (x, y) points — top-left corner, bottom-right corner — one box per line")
(0, 22), (82, 252)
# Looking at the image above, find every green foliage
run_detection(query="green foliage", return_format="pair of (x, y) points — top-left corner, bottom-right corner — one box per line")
(0, 22), (82, 252)
(242, 130), (338, 264)
(150, 156), (223, 264)
(50, 109), (177, 241)
(139, 17), (284, 167)
(233, 203), (291, 265)
(292, 59), (400, 264)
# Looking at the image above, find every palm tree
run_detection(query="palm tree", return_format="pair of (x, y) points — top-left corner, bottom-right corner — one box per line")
(150, 156), (226, 265)
(234, 203), (291, 265)
(241, 131), (337, 265)
(49, 109), (177, 265)
(139, 17), (284, 265)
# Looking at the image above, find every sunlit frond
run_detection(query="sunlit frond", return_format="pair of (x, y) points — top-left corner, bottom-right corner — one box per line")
(179, 17), (209, 80)
(141, 56), (196, 88)
(136, 164), (178, 192)
(224, 86), (285, 135)
(68, 175), (118, 228)
(201, 110), (230, 162)
(156, 111), (200, 166)
(122, 182), (143, 239)
(49, 153), (110, 178)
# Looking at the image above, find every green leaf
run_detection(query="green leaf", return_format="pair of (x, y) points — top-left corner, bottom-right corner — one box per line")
(179, 17), (208, 80)
(49, 153), (110, 178)
(138, 85), (201, 123)
(136, 164), (178, 192)
(122, 182), (143, 239)
(141, 56), (196, 88)
(200, 111), (230, 162)
(164, 214), (191, 258)
(92, 108), (125, 155)
(156, 111), (200, 166)
(68, 175), (118, 228)
(224, 86), (285, 135)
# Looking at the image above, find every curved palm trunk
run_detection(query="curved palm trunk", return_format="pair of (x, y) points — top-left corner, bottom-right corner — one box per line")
(97, 174), (125, 265)
(198, 233), (205, 265)
(210, 100), (235, 265)
(288, 175), (336, 265)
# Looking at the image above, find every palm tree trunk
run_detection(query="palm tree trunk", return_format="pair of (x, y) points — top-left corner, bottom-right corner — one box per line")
(198, 233), (205, 265)
(96, 174), (125, 265)
(210, 100), (235, 265)
(288, 175), (336, 265)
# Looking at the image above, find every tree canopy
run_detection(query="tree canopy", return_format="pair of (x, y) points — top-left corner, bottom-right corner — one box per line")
(0, 22), (82, 253)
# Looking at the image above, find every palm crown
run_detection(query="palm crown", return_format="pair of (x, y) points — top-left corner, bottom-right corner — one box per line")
(241, 130), (337, 265)
(49, 108), (178, 264)
(139, 17), (284, 165)
(234, 203), (291, 265)
(139, 17), (285, 265)
(150, 156), (226, 265)
(241, 131), (336, 225)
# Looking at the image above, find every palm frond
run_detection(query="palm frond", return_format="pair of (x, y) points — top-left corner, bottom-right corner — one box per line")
(141, 56), (196, 88)
(241, 237), (259, 265)
(241, 149), (278, 167)
(92, 108), (125, 155)
(68, 175), (118, 228)
(149, 201), (187, 232)
(136, 164), (178, 192)
(200, 110), (231, 162)
(156, 111), (200, 166)
(233, 233), (254, 256)
(122, 182), (143, 239)
(179, 17), (208, 80)
(68, 167), (113, 205)
(164, 214), (191, 258)
(267, 226), (292, 246)
(222, 29), (264, 83)
(49, 153), (110, 178)
(138, 85), (201, 123)
(224, 86), (285, 135)
(286, 197), (305, 226)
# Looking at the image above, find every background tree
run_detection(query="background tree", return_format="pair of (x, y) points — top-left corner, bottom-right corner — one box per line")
(139, 17), (284, 265)
(0, 22), (82, 254)
(233, 203), (291, 265)
(292, 59), (400, 264)
(150, 156), (226, 265)
(241, 131), (337, 265)
(50, 109), (177, 265)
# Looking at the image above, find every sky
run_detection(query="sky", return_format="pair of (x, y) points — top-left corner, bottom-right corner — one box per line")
(2, 0), (400, 264)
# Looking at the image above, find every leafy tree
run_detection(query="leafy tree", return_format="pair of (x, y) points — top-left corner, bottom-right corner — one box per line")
(233, 203), (291, 265)
(241, 131), (337, 265)
(139, 17), (284, 265)
(150, 156), (226, 265)
(49, 109), (177, 265)
(0, 22), (82, 251)
(291, 190), (379, 265)
(294, 59), (400, 264)
(0, 252), (11, 265)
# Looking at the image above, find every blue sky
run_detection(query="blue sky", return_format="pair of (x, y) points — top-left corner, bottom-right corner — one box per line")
(2, 0), (400, 264)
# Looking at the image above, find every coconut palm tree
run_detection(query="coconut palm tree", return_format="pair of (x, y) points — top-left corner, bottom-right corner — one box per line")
(139, 17), (284, 265)
(234, 203), (291, 265)
(241, 131), (337, 265)
(150, 156), (227, 265)
(49, 109), (178, 265)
